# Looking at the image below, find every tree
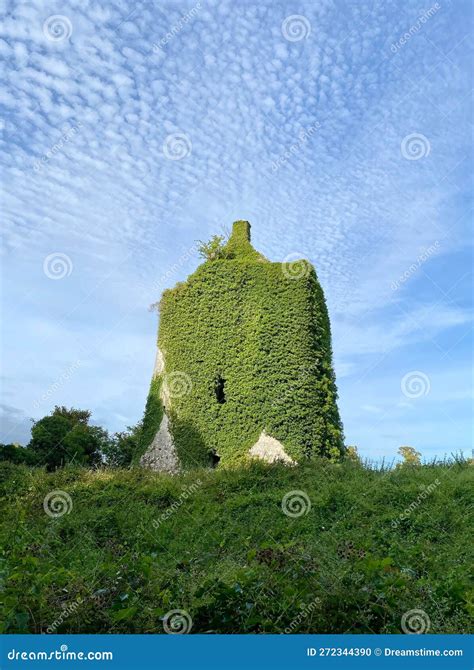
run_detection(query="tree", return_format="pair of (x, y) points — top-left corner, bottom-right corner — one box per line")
(102, 422), (143, 467)
(28, 406), (108, 470)
(345, 445), (361, 464)
(0, 443), (37, 466)
(397, 445), (422, 467)
(197, 235), (230, 261)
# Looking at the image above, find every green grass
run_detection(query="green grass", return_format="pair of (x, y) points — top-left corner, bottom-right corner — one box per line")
(0, 459), (472, 634)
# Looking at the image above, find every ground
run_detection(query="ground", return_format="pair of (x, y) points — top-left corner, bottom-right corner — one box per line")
(0, 458), (472, 634)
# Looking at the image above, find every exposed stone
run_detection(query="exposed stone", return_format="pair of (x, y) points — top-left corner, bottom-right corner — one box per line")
(248, 431), (297, 465)
(140, 413), (180, 473)
(153, 347), (165, 377)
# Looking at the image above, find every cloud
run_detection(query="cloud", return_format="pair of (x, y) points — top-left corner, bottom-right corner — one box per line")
(0, 0), (471, 458)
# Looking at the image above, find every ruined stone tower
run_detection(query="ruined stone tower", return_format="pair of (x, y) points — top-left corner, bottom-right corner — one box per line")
(139, 220), (343, 472)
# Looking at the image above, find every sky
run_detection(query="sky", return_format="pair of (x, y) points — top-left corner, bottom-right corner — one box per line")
(1, 0), (472, 461)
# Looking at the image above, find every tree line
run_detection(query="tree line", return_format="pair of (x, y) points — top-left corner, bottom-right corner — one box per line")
(0, 406), (141, 470)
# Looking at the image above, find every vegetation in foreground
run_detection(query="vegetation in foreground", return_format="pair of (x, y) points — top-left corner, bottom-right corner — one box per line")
(1, 458), (472, 634)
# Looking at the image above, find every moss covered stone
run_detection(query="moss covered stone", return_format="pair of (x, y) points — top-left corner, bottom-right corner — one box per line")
(140, 221), (344, 471)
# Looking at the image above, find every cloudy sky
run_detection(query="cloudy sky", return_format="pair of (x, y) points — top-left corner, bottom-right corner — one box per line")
(1, 0), (472, 460)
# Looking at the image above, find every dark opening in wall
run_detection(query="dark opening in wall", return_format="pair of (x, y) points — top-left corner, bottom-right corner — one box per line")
(214, 375), (226, 404)
(210, 450), (221, 467)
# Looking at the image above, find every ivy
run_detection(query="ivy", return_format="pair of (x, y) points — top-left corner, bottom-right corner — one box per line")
(142, 221), (344, 468)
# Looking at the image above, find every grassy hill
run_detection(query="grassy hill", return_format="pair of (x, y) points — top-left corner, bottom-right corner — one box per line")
(1, 458), (472, 634)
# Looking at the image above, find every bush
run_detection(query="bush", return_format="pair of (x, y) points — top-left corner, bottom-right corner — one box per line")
(103, 423), (144, 467)
(1, 458), (471, 634)
(0, 443), (37, 466)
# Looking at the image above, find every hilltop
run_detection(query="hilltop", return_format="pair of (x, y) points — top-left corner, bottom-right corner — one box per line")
(1, 458), (471, 634)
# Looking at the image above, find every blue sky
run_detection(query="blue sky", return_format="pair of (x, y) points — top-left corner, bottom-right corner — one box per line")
(1, 0), (472, 460)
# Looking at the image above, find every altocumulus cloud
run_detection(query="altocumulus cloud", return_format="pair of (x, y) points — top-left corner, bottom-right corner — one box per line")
(0, 0), (472, 459)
